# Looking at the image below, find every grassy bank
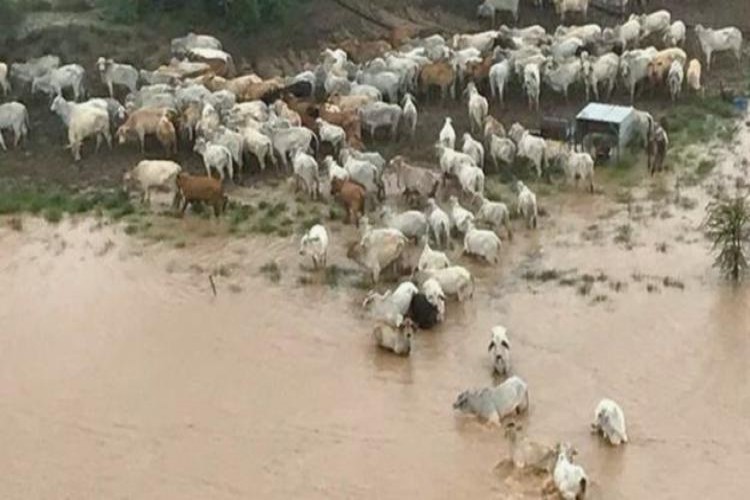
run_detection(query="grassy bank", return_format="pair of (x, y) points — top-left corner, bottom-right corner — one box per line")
(0, 181), (135, 223)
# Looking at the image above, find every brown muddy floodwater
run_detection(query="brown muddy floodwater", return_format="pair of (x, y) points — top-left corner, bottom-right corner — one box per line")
(1, 122), (750, 499)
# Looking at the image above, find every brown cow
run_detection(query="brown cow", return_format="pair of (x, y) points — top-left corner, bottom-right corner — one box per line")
(419, 61), (456, 102)
(175, 173), (227, 217)
(465, 55), (495, 92)
(284, 94), (319, 130)
(330, 177), (366, 226)
(319, 105), (363, 150)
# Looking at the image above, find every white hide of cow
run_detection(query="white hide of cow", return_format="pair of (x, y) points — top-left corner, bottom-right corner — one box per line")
(509, 123), (547, 178)
(448, 195), (475, 234)
(591, 398), (628, 446)
(452, 375), (529, 424)
(417, 241), (451, 271)
(123, 160), (182, 204)
(462, 133), (485, 167)
(465, 82), (489, 135)
(694, 24), (743, 71)
(552, 443), (588, 500)
(488, 325), (511, 376)
(439, 117), (456, 149)
(299, 224), (329, 269)
(426, 198), (451, 249)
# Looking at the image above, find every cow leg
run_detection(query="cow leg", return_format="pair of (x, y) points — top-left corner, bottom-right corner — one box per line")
(171, 191), (182, 210)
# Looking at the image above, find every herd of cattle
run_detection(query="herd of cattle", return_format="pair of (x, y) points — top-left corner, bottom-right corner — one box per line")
(0, 2), (746, 496)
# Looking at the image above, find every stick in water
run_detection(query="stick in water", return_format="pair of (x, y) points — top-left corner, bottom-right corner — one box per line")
(209, 274), (217, 297)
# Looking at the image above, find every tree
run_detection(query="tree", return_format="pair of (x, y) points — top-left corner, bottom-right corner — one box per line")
(704, 193), (750, 281)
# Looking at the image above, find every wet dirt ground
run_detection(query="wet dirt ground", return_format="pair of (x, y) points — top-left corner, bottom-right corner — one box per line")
(1, 119), (749, 499)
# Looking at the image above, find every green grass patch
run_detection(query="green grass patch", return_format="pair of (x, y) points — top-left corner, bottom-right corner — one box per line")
(666, 97), (737, 147)
(696, 159), (717, 177)
(0, 182), (134, 221)
(602, 152), (641, 187)
(43, 207), (63, 223)
(300, 215), (321, 233)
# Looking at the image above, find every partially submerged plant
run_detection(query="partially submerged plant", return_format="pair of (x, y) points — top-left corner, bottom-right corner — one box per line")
(704, 194), (750, 281)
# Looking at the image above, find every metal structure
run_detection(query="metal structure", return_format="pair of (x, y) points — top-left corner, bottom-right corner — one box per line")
(575, 103), (637, 162)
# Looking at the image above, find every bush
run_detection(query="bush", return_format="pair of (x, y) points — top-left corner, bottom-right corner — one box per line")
(704, 194), (750, 281)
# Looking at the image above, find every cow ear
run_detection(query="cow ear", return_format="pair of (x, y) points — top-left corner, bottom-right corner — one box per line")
(488, 341), (495, 352)
(501, 340), (510, 349)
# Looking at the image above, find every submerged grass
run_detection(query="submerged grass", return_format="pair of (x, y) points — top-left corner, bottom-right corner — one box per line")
(324, 264), (361, 288)
(260, 261), (282, 283)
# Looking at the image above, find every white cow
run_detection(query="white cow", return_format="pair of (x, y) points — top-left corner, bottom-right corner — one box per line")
(694, 25), (743, 71)
(509, 123), (547, 178)
(591, 398), (628, 446)
(401, 93), (418, 139)
(462, 133), (485, 167)
(123, 160), (182, 204)
(551, 443), (588, 500)
(31, 64), (86, 101)
(449, 195), (475, 234)
(464, 222), (502, 264)
(488, 325), (511, 376)
(439, 117), (456, 149)
(466, 82), (489, 135)
(581, 52), (619, 101)
(417, 241), (451, 271)
(516, 181), (538, 229)
(667, 60), (684, 101)
(453, 376), (529, 424)
(299, 224), (329, 269)
(553, 0), (590, 23)
(489, 59), (512, 105)
(0, 102), (29, 151)
(426, 198), (451, 249)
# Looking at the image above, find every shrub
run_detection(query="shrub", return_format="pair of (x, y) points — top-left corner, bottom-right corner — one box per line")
(704, 194), (750, 281)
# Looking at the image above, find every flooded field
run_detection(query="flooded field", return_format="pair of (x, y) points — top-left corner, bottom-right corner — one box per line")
(1, 121), (748, 499)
